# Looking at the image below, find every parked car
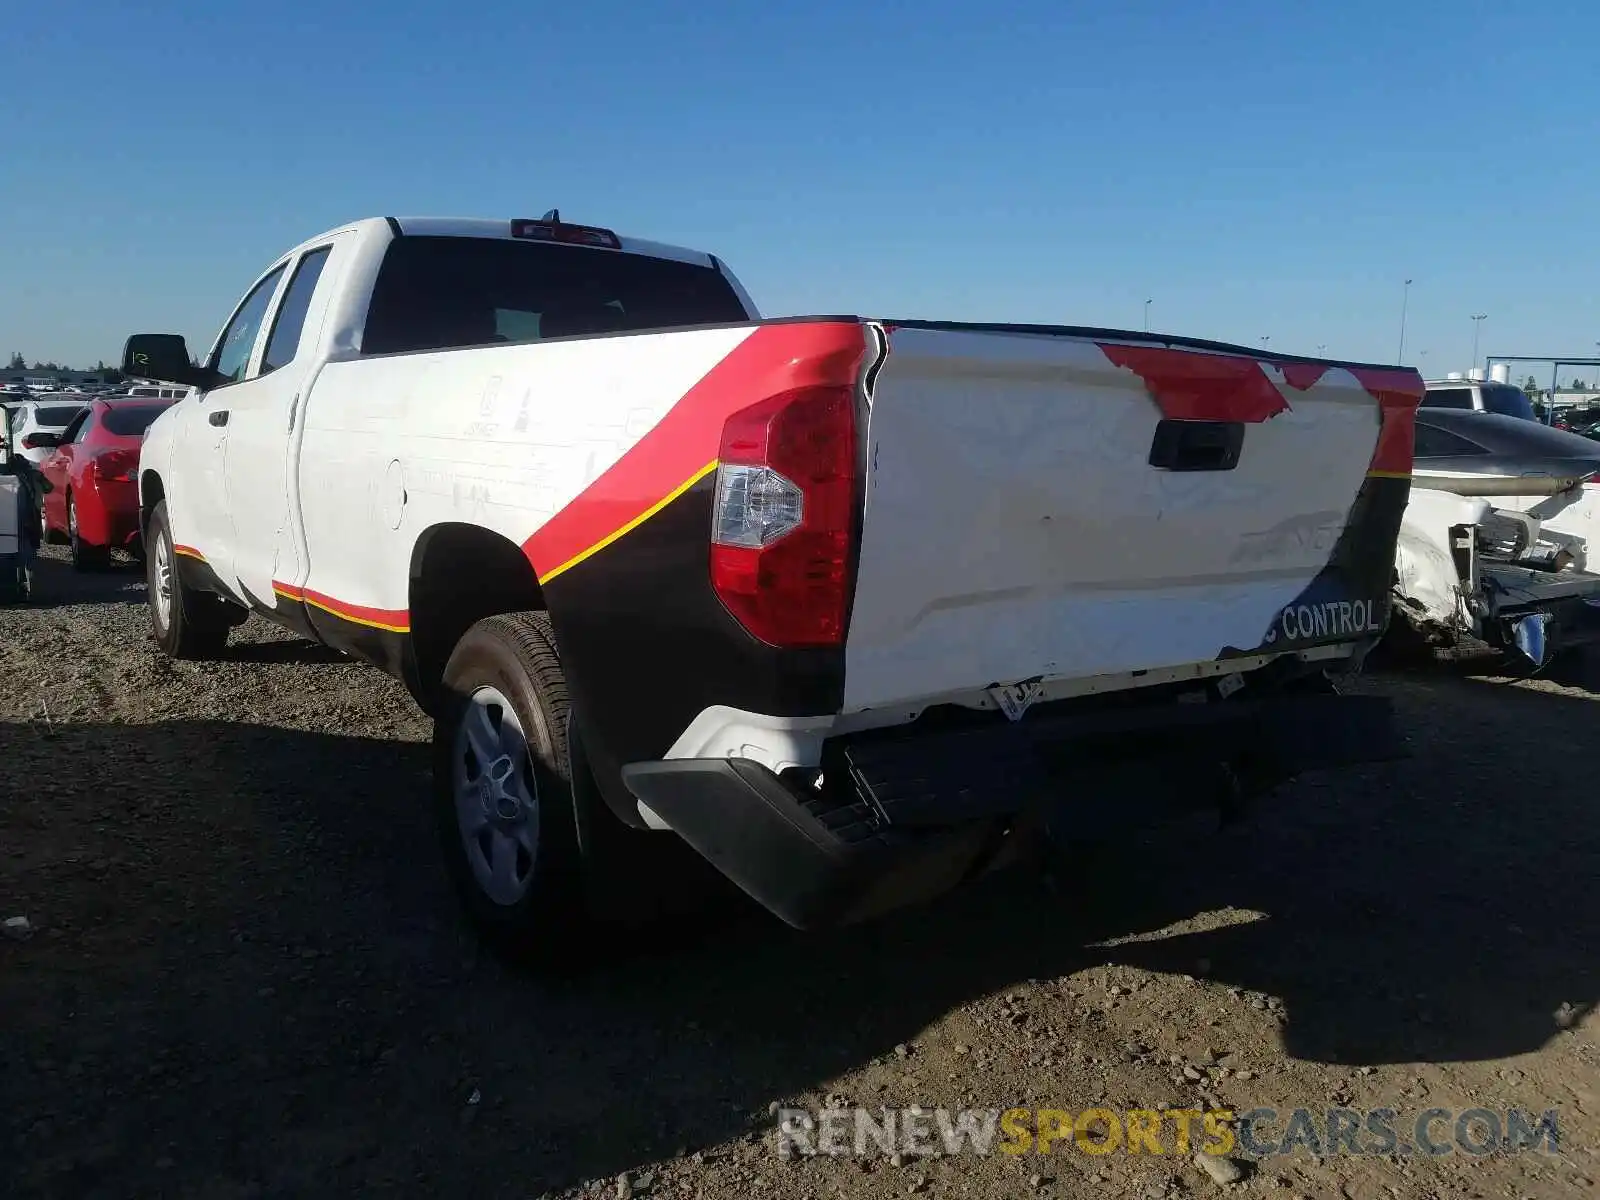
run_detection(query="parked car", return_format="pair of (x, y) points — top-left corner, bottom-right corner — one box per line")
(8, 400), (87, 465)
(1421, 378), (1537, 420)
(122, 212), (1421, 963)
(37, 398), (173, 568)
(117, 384), (189, 400)
(1392, 408), (1600, 663)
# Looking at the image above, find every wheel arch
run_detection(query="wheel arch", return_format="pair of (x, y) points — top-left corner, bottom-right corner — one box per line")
(407, 522), (546, 713)
(139, 469), (166, 536)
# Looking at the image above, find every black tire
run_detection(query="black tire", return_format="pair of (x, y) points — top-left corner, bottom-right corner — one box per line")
(39, 499), (63, 546)
(67, 493), (110, 571)
(432, 612), (587, 968)
(0, 561), (27, 604)
(145, 500), (232, 659)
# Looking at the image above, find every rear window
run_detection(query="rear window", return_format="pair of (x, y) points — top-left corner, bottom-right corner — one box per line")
(360, 235), (749, 357)
(1480, 384), (1535, 421)
(102, 404), (170, 436)
(35, 404), (84, 426)
(1421, 387), (1474, 410)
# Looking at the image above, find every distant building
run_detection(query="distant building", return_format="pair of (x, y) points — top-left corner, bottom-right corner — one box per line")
(2, 368), (113, 388)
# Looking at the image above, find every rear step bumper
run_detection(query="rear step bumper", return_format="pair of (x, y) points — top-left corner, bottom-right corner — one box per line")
(622, 691), (1404, 930)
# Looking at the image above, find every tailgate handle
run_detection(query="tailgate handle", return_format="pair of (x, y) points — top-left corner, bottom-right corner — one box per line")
(1148, 419), (1244, 472)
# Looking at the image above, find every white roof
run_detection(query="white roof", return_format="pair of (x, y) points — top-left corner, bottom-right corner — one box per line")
(283, 216), (716, 269)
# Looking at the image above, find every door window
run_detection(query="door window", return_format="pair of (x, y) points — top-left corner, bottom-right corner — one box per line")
(1421, 387), (1474, 410)
(210, 265), (288, 385)
(260, 246), (333, 376)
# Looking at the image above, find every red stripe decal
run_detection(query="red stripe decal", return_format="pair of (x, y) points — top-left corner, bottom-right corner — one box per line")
(523, 321), (871, 581)
(1351, 367), (1423, 476)
(1277, 362), (1329, 392)
(1099, 344), (1290, 423)
(271, 579), (408, 632)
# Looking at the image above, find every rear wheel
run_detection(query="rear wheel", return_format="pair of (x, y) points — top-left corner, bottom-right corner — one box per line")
(67, 493), (110, 571)
(432, 612), (586, 968)
(145, 501), (233, 659)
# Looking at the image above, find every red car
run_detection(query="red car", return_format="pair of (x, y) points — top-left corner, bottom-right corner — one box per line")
(39, 398), (174, 568)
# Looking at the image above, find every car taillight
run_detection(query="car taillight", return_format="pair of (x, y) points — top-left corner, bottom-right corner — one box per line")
(709, 384), (857, 648)
(19, 434), (39, 450)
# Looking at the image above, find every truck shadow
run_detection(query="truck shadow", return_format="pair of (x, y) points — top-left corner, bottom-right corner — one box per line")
(2, 670), (1594, 1195)
(218, 636), (352, 665)
(20, 551), (146, 609)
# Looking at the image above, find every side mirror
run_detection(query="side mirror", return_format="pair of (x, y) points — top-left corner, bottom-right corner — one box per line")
(122, 334), (225, 390)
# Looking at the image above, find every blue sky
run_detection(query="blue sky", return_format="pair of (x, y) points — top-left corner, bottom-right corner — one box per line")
(2, 0), (1596, 378)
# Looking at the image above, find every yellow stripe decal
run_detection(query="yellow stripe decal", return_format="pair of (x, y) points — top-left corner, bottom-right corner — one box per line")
(1366, 469), (1412, 480)
(298, 593), (411, 634)
(538, 460), (720, 585)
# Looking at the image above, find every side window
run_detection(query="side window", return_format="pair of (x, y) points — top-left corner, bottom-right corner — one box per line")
(58, 410), (90, 444)
(209, 264), (288, 385)
(260, 246), (333, 376)
(1421, 387), (1474, 410)
(1413, 424), (1488, 458)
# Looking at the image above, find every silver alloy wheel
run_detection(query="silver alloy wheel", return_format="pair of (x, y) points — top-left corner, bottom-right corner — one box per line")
(151, 528), (173, 633)
(453, 685), (541, 907)
(67, 496), (79, 551)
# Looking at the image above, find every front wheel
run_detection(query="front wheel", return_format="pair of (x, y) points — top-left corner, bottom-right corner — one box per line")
(145, 501), (233, 659)
(432, 612), (586, 968)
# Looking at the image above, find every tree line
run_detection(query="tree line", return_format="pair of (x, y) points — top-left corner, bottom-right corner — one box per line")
(7, 352), (123, 382)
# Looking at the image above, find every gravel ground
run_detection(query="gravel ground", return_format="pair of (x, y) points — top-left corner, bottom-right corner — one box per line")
(2, 545), (1597, 1200)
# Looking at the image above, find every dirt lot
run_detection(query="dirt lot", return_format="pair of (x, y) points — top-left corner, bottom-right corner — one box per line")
(2, 546), (1597, 1200)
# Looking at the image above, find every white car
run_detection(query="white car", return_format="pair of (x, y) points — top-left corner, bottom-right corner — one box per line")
(8, 399), (88, 465)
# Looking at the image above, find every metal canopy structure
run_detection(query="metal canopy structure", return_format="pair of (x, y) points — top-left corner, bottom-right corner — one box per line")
(1483, 355), (1600, 424)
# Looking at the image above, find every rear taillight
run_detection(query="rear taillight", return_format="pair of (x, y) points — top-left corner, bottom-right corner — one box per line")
(19, 434), (40, 450)
(709, 385), (857, 648)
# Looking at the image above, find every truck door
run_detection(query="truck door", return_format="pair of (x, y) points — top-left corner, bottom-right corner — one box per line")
(181, 261), (290, 597)
(220, 234), (348, 611)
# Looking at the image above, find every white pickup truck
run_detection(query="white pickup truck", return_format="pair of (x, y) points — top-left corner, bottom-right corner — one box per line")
(125, 213), (1422, 959)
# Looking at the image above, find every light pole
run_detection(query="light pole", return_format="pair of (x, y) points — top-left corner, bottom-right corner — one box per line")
(1470, 314), (1487, 371)
(1144, 299), (1152, 332)
(1397, 279), (1413, 362)
(1317, 343), (1327, 356)
(1260, 336), (1270, 351)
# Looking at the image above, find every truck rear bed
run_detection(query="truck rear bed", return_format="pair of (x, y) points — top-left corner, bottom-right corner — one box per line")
(845, 323), (1420, 713)
(621, 320), (1421, 928)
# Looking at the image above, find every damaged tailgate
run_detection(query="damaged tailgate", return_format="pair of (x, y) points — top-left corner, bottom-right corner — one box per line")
(843, 325), (1421, 713)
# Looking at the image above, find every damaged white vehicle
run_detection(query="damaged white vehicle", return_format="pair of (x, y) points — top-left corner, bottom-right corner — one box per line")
(1393, 408), (1600, 664)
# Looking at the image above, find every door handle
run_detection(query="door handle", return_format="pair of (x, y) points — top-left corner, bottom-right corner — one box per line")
(1148, 419), (1244, 472)
(209, 409), (230, 427)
